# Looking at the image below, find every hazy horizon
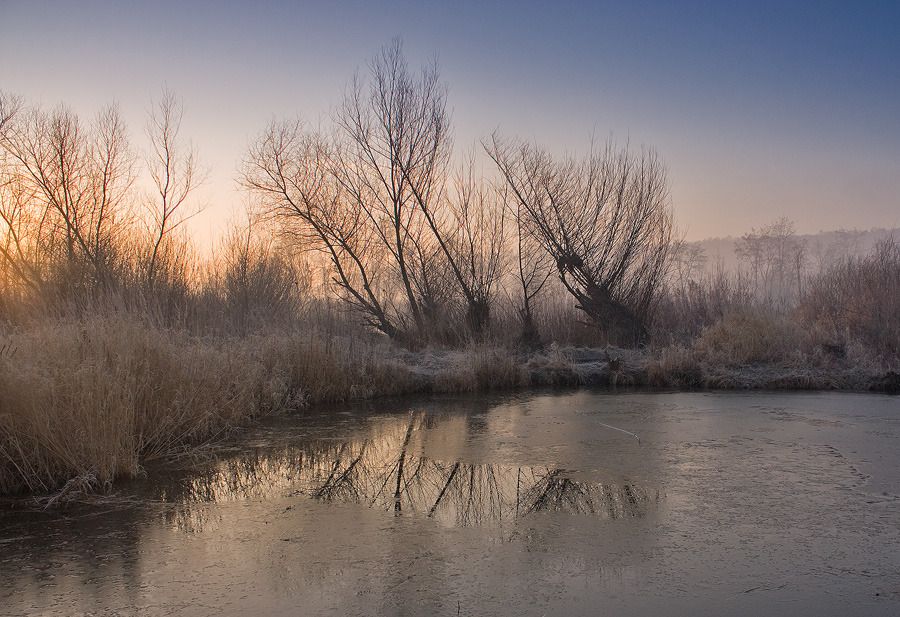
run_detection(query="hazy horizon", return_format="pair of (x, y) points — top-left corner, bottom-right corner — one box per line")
(2, 0), (898, 244)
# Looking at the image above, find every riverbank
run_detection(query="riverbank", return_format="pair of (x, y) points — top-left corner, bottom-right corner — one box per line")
(1, 316), (897, 498)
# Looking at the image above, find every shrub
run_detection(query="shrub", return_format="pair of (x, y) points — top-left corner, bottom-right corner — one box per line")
(694, 310), (803, 366)
(799, 238), (900, 363)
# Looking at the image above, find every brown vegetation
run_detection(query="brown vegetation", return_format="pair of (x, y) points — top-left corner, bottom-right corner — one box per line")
(1, 46), (898, 498)
(646, 237), (900, 390)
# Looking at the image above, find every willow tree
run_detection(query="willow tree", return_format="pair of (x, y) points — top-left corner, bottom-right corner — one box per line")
(486, 136), (675, 344)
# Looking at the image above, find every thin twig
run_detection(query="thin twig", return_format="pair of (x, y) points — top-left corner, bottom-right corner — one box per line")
(595, 421), (640, 444)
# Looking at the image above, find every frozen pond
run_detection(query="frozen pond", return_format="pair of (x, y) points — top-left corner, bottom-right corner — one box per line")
(2, 391), (899, 616)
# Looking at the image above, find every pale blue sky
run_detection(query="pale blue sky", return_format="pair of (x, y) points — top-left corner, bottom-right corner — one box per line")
(2, 0), (898, 242)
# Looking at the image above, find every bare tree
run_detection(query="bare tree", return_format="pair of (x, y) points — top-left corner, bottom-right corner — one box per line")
(506, 190), (553, 346)
(248, 41), (508, 342)
(332, 40), (455, 338)
(243, 121), (400, 338)
(0, 100), (134, 290)
(442, 157), (507, 334)
(735, 217), (806, 306)
(331, 42), (507, 338)
(0, 92), (21, 134)
(248, 43), (675, 344)
(671, 242), (707, 292)
(0, 93), (40, 290)
(486, 135), (675, 344)
(144, 89), (202, 288)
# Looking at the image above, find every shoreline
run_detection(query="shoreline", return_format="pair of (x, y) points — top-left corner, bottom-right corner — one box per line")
(385, 345), (900, 394)
(1, 320), (897, 501)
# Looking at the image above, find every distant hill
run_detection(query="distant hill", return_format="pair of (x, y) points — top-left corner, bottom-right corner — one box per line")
(690, 227), (900, 273)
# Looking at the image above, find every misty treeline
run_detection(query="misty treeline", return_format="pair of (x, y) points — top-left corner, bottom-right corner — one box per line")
(0, 43), (675, 347)
(659, 216), (900, 364)
(241, 41), (675, 346)
(1, 41), (898, 359)
(0, 87), (309, 337)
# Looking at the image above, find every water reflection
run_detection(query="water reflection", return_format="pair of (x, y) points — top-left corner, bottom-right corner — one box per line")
(169, 412), (658, 532)
(6, 392), (897, 617)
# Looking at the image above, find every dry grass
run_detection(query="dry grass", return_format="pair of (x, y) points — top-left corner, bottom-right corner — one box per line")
(0, 318), (270, 495)
(645, 346), (704, 388)
(523, 345), (582, 386)
(693, 310), (805, 367)
(431, 346), (527, 392)
(3, 310), (896, 498)
(250, 334), (406, 404)
(0, 318), (395, 495)
(0, 320), (538, 496)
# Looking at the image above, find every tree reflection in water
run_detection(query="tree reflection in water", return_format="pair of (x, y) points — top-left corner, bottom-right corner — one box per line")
(168, 412), (659, 532)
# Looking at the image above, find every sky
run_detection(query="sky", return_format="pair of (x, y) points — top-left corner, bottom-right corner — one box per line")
(1, 0), (898, 243)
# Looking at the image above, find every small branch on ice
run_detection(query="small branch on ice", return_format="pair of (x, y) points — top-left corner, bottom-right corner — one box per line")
(595, 421), (641, 444)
